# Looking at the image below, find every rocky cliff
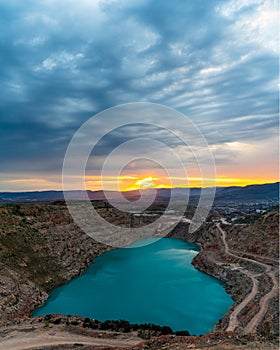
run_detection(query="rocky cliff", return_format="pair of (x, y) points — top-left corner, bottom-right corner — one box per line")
(0, 204), (108, 323)
(0, 203), (278, 345)
(170, 211), (279, 335)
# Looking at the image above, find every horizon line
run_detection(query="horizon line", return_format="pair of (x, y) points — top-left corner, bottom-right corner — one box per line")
(0, 181), (278, 194)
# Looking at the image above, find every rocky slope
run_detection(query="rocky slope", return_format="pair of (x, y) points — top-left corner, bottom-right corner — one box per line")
(0, 315), (278, 350)
(225, 211), (279, 259)
(0, 204), (108, 323)
(170, 211), (279, 335)
(0, 203), (278, 349)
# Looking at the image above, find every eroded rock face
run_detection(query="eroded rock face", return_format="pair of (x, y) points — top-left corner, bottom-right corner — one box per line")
(0, 203), (278, 337)
(226, 211), (279, 259)
(0, 269), (48, 321)
(0, 204), (108, 323)
(170, 212), (279, 335)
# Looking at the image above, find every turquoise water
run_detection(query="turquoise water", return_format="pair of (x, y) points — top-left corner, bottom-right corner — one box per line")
(33, 238), (233, 335)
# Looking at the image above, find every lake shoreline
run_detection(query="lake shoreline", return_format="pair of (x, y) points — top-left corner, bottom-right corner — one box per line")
(32, 237), (233, 335)
(169, 218), (279, 334)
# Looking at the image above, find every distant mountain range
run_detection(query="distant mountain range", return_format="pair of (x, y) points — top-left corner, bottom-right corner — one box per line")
(213, 182), (279, 203)
(0, 182), (278, 205)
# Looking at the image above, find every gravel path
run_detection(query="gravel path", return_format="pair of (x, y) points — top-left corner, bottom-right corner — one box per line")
(0, 328), (141, 350)
(216, 223), (279, 333)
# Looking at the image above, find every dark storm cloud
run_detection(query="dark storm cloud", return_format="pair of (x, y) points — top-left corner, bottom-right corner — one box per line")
(0, 0), (278, 177)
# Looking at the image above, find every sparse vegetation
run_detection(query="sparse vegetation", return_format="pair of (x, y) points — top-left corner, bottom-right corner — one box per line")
(0, 201), (278, 349)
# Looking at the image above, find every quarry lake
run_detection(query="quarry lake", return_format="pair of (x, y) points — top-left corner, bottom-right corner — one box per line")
(33, 238), (233, 335)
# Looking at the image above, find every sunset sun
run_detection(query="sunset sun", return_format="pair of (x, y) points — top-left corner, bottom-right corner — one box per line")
(121, 176), (159, 191)
(135, 177), (157, 189)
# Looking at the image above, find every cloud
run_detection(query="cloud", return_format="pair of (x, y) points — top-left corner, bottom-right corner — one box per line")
(0, 0), (278, 189)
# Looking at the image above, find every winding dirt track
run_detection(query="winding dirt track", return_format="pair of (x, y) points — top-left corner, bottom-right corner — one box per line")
(229, 250), (279, 264)
(226, 270), (260, 332)
(244, 264), (279, 333)
(216, 223), (279, 334)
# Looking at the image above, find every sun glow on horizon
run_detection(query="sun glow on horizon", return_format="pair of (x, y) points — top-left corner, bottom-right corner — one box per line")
(135, 176), (157, 189)
(0, 174), (278, 192)
(85, 175), (278, 192)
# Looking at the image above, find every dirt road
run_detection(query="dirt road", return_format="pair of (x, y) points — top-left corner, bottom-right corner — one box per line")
(0, 328), (142, 350)
(216, 223), (279, 334)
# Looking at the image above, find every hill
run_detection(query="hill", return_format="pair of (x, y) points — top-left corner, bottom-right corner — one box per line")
(0, 182), (278, 205)
(0, 202), (278, 349)
(214, 182), (279, 203)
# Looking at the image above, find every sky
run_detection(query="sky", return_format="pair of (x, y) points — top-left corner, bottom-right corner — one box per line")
(0, 0), (278, 192)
